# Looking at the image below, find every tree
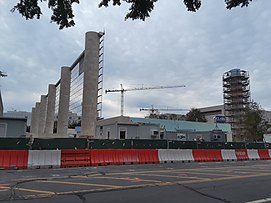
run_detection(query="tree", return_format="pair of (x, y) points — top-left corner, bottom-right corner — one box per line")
(185, 108), (207, 122)
(242, 102), (270, 142)
(11, 0), (253, 29)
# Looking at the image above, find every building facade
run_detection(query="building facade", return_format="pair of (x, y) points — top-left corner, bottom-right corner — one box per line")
(96, 116), (232, 141)
(0, 117), (27, 138)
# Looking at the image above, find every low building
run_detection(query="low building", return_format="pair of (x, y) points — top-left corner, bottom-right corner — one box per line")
(96, 116), (232, 141)
(0, 117), (27, 138)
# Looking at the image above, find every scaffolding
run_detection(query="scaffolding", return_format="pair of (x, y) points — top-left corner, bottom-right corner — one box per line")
(223, 69), (250, 140)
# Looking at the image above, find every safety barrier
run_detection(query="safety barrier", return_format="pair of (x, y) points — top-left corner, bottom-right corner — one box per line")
(158, 149), (194, 163)
(192, 149), (223, 162)
(2, 148), (271, 170)
(235, 149), (249, 161)
(221, 149), (237, 161)
(137, 149), (159, 164)
(61, 150), (90, 167)
(257, 150), (271, 160)
(90, 149), (158, 166)
(28, 150), (61, 169)
(247, 149), (260, 160)
(0, 150), (28, 169)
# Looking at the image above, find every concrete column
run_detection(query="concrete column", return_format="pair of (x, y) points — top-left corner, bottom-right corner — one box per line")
(45, 84), (56, 134)
(30, 107), (37, 134)
(33, 102), (41, 137)
(38, 95), (47, 134)
(80, 31), (102, 138)
(57, 67), (71, 136)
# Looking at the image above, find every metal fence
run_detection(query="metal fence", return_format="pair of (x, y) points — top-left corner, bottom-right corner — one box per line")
(0, 138), (270, 150)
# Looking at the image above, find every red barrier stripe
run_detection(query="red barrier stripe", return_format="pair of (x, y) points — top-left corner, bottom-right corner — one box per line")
(0, 150), (28, 169)
(89, 149), (159, 166)
(258, 150), (271, 160)
(61, 150), (90, 168)
(235, 149), (249, 161)
(192, 150), (223, 162)
(137, 149), (159, 164)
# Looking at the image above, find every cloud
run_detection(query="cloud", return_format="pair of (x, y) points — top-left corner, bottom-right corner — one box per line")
(0, 0), (271, 118)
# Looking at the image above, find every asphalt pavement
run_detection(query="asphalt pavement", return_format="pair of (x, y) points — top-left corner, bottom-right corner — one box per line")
(1, 161), (271, 203)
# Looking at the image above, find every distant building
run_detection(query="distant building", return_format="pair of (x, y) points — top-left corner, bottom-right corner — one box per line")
(0, 117), (27, 138)
(199, 105), (271, 141)
(3, 111), (32, 126)
(0, 92), (27, 138)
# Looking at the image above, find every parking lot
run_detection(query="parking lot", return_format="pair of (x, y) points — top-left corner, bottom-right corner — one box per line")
(1, 161), (271, 202)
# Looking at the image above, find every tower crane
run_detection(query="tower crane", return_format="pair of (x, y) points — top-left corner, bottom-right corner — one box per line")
(105, 84), (186, 116)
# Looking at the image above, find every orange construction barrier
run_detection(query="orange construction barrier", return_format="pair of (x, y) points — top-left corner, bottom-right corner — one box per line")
(61, 150), (90, 167)
(258, 150), (271, 160)
(137, 149), (160, 164)
(90, 149), (141, 166)
(0, 150), (28, 169)
(192, 150), (223, 162)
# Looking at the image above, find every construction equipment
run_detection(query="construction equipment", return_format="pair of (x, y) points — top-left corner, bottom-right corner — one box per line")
(0, 71), (7, 77)
(140, 106), (189, 118)
(105, 84), (186, 116)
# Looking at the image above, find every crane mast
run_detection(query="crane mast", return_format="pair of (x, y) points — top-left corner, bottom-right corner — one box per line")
(105, 84), (186, 116)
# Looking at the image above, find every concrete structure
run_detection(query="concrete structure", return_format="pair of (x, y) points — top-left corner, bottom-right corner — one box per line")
(0, 117), (27, 138)
(57, 67), (71, 136)
(44, 84), (56, 134)
(96, 116), (232, 141)
(223, 69), (251, 140)
(30, 102), (40, 136)
(81, 32), (102, 138)
(38, 95), (47, 134)
(30, 31), (104, 138)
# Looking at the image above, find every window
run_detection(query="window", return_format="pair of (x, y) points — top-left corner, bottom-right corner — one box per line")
(0, 123), (7, 138)
(120, 131), (126, 139)
(119, 127), (127, 139)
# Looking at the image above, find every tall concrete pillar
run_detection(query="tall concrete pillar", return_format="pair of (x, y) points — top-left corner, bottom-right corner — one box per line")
(30, 107), (37, 134)
(45, 84), (56, 134)
(80, 31), (102, 138)
(33, 102), (41, 137)
(57, 67), (71, 136)
(38, 95), (47, 134)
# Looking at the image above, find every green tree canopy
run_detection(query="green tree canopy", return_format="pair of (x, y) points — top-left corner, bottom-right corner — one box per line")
(242, 102), (270, 142)
(186, 108), (207, 122)
(11, 0), (253, 29)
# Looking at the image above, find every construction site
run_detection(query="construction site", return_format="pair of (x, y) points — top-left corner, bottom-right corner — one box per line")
(0, 31), (270, 142)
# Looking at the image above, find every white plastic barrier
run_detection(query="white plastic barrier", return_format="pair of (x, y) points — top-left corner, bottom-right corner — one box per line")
(158, 149), (194, 163)
(28, 150), (61, 169)
(268, 149), (271, 158)
(247, 149), (260, 160)
(221, 149), (237, 161)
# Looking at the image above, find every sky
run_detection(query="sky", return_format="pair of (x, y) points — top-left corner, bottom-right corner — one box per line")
(0, 0), (271, 119)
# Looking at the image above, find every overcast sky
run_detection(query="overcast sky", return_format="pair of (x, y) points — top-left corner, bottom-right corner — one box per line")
(0, 0), (270, 118)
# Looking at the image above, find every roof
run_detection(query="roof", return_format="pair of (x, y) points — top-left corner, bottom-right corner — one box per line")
(0, 117), (27, 121)
(130, 117), (231, 132)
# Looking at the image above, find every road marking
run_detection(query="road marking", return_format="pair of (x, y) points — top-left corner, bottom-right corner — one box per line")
(14, 187), (55, 195)
(171, 171), (236, 177)
(0, 184), (10, 192)
(245, 197), (271, 203)
(94, 176), (164, 183)
(129, 172), (210, 180)
(39, 180), (122, 188)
